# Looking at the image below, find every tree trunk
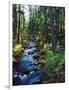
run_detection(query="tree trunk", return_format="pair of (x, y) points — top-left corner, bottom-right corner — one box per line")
(17, 5), (20, 43)
(49, 7), (57, 52)
(13, 4), (17, 41)
(43, 7), (48, 43)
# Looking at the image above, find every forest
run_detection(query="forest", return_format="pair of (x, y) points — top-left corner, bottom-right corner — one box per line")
(12, 4), (65, 85)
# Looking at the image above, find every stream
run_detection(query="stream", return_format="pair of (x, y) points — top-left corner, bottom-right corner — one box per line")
(13, 40), (46, 85)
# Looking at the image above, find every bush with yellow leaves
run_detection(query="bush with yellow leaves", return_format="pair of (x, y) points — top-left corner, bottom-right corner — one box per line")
(13, 43), (24, 58)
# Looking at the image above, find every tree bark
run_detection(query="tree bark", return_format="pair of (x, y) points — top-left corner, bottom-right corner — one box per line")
(17, 5), (20, 43)
(49, 7), (57, 52)
(13, 4), (17, 40)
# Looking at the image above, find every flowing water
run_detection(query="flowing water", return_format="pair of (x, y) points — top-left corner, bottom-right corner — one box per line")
(13, 40), (46, 85)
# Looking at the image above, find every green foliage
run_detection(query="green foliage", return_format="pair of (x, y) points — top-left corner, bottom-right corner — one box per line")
(43, 46), (65, 82)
